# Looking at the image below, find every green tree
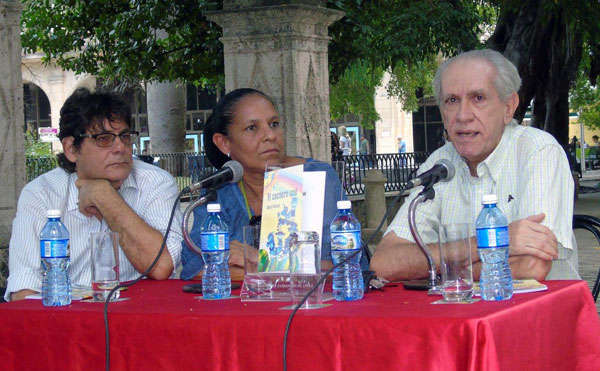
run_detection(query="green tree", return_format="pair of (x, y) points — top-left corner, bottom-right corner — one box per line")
(21, 0), (223, 85)
(329, 60), (384, 128)
(24, 131), (53, 157)
(486, 0), (600, 144)
(20, 0), (484, 125)
(327, 0), (484, 127)
(22, 0), (599, 144)
(330, 0), (600, 144)
(570, 44), (600, 130)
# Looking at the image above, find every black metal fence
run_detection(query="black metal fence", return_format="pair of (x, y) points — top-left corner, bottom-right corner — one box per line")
(338, 152), (429, 195)
(26, 152), (429, 196)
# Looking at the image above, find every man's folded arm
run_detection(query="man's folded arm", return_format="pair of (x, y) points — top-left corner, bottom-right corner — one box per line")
(370, 232), (441, 281)
(77, 179), (176, 280)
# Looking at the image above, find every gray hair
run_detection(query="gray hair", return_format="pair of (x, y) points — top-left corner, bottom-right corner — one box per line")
(433, 49), (521, 106)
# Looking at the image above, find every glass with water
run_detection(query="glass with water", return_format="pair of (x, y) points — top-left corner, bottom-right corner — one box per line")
(289, 231), (324, 309)
(90, 231), (120, 301)
(439, 224), (474, 302)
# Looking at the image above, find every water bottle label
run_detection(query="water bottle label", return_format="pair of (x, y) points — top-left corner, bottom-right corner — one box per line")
(201, 232), (229, 251)
(331, 231), (361, 251)
(40, 239), (70, 258)
(476, 226), (509, 248)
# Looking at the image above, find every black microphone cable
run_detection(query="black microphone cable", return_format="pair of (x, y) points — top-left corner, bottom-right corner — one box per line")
(282, 184), (408, 371)
(103, 189), (185, 371)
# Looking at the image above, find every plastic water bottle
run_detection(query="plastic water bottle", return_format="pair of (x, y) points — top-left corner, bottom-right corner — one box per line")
(200, 203), (231, 299)
(476, 194), (513, 301)
(40, 209), (71, 306)
(330, 200), (364, 301)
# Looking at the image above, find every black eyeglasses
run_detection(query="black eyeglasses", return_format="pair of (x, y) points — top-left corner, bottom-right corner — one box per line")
(79, 131), (139, 147)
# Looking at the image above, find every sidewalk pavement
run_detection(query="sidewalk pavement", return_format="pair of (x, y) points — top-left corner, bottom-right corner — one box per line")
(574, 174), (600, 313)
(581, 169), (600, 182)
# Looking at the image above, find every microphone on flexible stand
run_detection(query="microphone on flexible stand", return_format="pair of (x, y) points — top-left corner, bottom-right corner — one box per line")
(405, 159), (455, 190)
(181, 160), (244, 257)
(405, 159), (456, 292)
(182, 160), (244, 194)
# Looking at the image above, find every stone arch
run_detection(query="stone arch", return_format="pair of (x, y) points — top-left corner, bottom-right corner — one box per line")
(21, 81), (51, 134)
(21, 57), (97, 131)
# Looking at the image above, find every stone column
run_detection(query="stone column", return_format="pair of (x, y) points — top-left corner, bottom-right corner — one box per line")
(362, 169), (388, 247)
(146, 28), (186, 155)
(146, 81), (186, 154)
(0, 0), (25, 285)
(207, 1), (343, 162)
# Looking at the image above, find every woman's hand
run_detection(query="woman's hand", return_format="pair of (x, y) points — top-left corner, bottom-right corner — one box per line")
(229, 240), (258, 271)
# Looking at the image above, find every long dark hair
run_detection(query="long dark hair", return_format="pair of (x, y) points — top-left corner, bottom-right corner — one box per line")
(204, 88), (276, 168)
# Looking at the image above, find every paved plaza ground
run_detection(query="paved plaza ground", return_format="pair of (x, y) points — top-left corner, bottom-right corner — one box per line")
(574, 170), (600, 313)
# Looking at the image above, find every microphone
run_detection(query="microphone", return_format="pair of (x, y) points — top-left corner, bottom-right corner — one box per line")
(183, 160), (243, 193)
(406, 159), (455, 190)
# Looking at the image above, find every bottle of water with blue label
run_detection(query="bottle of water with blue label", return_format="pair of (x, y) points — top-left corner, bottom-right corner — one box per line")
(200, 203), (231, 299)
(476, 194), (513, 301)
(330, 200), (364, 301)
(40, 209), (71, 306)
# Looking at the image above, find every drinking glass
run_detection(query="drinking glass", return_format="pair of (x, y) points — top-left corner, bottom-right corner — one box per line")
(90, 231), (120, 301)
(439, 224), (473, 302)
(243, 225), (260, 275)
(289, 231), (324, 309)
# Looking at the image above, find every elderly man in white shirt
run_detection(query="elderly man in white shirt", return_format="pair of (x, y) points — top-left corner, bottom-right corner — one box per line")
(5, 88), (183, 301)
(371, 49), (578, 281)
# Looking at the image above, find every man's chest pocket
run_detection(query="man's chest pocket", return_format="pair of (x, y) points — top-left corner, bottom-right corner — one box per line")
(496, 196), (517, 222)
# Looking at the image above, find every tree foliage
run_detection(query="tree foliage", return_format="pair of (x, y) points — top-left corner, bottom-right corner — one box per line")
(486, 0), (600, 143)
(329, 60), (383, 128)
(571, 43), (600, 130)
(21, 0), (223, 85)
(20, 0), (486, 124)
(326, 0), (485, 124)
(19, 0), (600, 142)
(327, 0), (483, 82)
(24, 130), (53, 157)
(387, 57), (438, 113)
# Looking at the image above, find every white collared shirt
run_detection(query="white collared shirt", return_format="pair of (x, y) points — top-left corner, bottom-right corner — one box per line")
(386, 121), (579, 279)
(5, 159), (183, 300)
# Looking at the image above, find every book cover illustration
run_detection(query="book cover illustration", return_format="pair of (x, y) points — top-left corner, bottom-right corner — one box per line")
(258, 165), (303, 272)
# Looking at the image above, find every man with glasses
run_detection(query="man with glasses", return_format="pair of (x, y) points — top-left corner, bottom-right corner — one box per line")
(5, 88), (183, 301)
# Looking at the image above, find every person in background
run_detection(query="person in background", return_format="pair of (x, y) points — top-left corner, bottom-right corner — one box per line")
(5, 88), (182, 301)
(338, 126), (351, 156)
(371, 49), (578, 282)
(359, 135), (369, 155)
(331, 130), (341, 161)
(180, 88), (367, 281)
(397, 135), (407, 167)
(359, 134), (373, 168)
(397, 136), (407, 154)
(591, 135), (600, 169)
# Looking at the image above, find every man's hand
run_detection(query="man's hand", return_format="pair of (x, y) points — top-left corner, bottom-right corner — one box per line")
(508, 213), (558, 261)
(75, 179), (116, 220)
(75, 178), (174, 280)
(10, 289), (38, 301)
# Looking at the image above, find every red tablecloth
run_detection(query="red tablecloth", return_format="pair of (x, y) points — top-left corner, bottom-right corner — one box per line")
(1, 280), (599, 371)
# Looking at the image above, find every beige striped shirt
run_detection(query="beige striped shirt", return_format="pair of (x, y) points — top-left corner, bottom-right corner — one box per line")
(386, 121), (579, 279)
